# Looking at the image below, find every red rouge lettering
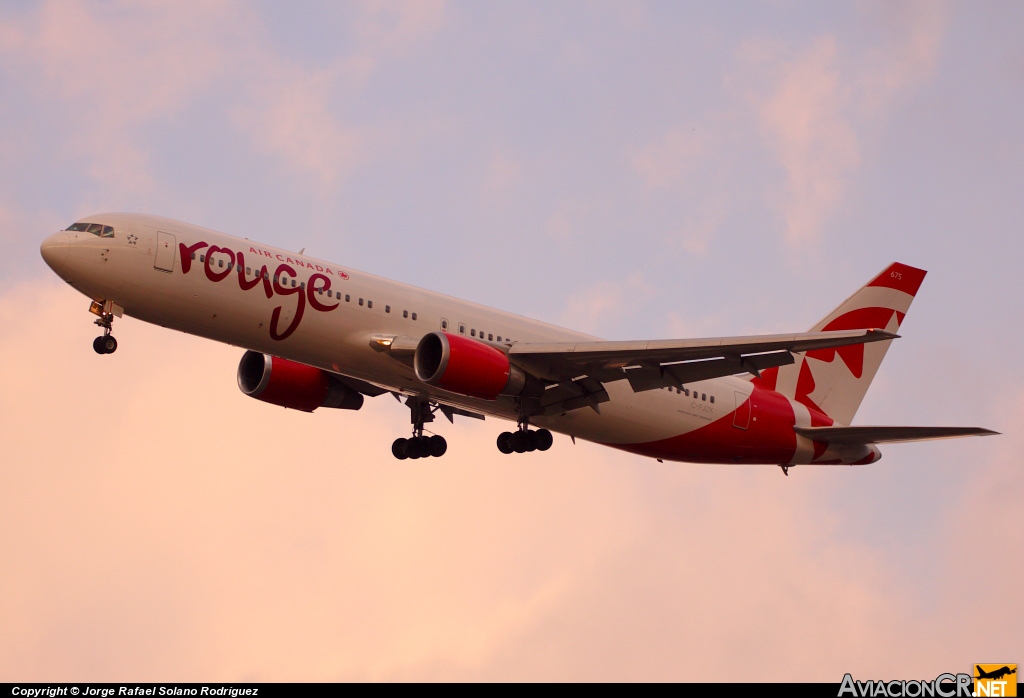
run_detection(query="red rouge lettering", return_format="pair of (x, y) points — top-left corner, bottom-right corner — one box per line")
(181, 240), (339, 341)
(179, 241), (210, 274)
(308, 273), (339, 312)
(270, 263), (305, 341)
(235, 252), (273, 299)
(204, 245), (236, 282)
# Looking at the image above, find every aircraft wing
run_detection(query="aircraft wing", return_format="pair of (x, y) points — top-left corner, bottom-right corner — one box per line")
(793, 425), (1000, 444)
(508, 328), (897, 415)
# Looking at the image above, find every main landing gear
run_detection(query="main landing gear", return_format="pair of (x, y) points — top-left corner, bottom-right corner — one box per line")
(90, 300), (118, 355)
(392, 396), (448, 460)
(496, 418), (553, 455)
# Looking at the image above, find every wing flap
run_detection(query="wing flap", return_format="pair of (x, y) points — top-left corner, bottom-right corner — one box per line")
(793, 425), (999, 444)
(623, 350), (796, 392)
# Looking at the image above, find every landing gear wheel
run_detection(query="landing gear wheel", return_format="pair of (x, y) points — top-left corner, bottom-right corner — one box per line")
(535, 429), (553, 451)
(93, 335), (117, 354)
(429, 435), (447, 457)
(394, 397), (450, 459)
(405, 438), (420, 459)
(496, 432), (513, 454)
(511, 431), (529, 454)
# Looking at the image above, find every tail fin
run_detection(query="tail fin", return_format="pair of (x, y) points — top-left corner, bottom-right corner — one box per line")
(754, 262), (927, 425)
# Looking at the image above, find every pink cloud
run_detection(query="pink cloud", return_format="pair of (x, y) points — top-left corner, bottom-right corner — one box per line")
(0, 277), (1017, 681)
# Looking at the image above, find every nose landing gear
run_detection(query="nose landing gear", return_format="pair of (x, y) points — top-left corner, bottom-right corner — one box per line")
(89, 300), (121, 354)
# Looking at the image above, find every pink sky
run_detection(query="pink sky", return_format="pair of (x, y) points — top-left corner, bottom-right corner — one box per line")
(1, 280), (1018, 681)
(1, 0), (1021, 681)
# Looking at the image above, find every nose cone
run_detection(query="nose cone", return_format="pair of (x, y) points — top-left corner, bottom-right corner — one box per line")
(40, 232), (70, 274)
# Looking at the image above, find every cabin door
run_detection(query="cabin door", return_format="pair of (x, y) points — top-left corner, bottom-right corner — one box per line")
(155, 231), (176, 272)
(732, 391), (751, 429)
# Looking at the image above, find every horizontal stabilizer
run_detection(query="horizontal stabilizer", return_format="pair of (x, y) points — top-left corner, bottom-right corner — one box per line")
(793, 425), (999, 444)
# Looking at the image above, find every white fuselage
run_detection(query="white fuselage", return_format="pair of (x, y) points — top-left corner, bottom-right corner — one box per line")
(40, 212), (875, 465)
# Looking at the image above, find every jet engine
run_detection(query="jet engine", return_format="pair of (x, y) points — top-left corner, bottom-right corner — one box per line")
(414, 332), (526, 400)
(237, 351), (364, 412)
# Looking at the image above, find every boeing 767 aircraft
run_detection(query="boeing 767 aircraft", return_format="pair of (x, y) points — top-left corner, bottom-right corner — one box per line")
(39, 213), (995, 473)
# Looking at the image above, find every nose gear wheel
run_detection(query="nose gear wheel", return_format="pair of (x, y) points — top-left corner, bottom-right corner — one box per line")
(90, 300), (119, 354)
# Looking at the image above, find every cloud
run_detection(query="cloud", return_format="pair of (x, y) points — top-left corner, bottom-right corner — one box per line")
(732, 3), (946, 250)
(0, 0), (448, 197)
(350, 0), (447, 62)
(858, 1), (947, 115)
(630, 128), (705, 189)
(232, 67), (363, 192)
(0, 0), (247, 196)
(480, 145), (525, 201)
(740, 35), (861, 250)
(560, 272), (656, 335)
(2, 269), (1016, 681)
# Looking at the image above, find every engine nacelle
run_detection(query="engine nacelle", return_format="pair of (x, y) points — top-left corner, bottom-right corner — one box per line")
(414, 332), (525, 400)
(237, 351), (364, 412)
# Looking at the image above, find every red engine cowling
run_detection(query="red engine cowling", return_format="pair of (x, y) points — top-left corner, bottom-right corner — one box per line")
(237, 351), (364, 412)
(414, 332), (525, 400)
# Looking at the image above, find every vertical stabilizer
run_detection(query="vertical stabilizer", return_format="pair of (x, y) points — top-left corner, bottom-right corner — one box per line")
(753, 263), (926, 425)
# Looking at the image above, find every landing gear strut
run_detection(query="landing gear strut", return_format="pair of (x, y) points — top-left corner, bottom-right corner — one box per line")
(90, 300), (118, 354)
(497, 417), (553, 455)
(392, 397), (447, 460)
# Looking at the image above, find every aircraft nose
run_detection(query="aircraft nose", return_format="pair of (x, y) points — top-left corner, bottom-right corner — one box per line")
(40, 231), (70, 272)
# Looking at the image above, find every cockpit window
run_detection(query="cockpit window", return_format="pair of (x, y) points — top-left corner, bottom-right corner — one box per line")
(66, 222), (115, 237)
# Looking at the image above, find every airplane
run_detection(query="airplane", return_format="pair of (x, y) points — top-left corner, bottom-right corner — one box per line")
(975, 666), (1017, 681)
(39, 213), (997, 473)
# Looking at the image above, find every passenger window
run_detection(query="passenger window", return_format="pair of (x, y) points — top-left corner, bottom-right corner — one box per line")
(488, 333), (493, 341)
(403, 310), (408, 318)
(441, 319), (448, 330)
(367, 300), (372, 309)
(300, 282), (305, 290)
(459, 323), (466, 335)
(359, 298), (364, 306)
(345, 294), (350, 302)
(386, 305), (391, 313)
(471, 329), (476, 337)
(496, 336), (501, 342)
(246, 267), (251, 275)
(218, 260), (224, 268)
(412, 313), (417, 320)
(710, 395), (715, 404)
(702, 393), (706, 401)
(200, 255), (206, 263)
